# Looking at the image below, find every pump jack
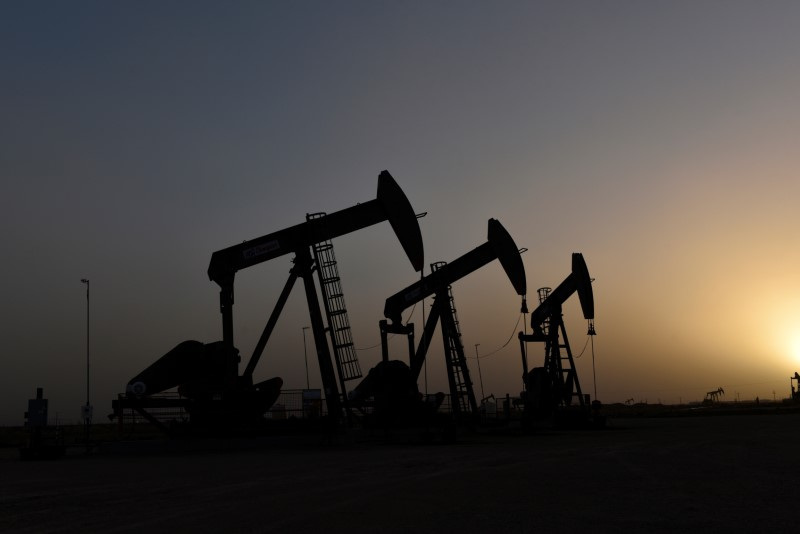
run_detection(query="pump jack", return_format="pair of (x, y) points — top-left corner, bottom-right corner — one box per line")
(518, 253), (596, 426)
(350, 219), (526, 424)
(114, 171), (424, 432)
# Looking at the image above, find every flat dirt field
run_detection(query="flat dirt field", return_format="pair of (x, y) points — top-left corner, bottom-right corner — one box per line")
(2, 413), (799, 533)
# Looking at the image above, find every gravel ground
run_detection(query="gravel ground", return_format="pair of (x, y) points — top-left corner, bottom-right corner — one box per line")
(2, 414), (799, 533)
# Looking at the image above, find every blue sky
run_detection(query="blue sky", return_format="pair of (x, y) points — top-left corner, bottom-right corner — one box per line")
(3, 2), (800, 424)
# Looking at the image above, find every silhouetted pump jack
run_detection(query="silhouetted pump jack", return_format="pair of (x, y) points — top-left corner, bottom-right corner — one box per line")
(350, 219), (527, 424)
(116, 171), (424, 432)
(518, 253), (596, 425)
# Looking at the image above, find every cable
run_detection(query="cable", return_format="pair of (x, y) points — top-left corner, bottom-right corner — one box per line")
(475, 313), (524, 360)
(403, 301), (418, 326)
(573, 335), (591, 359)
(354, 340), (383, 352)
(521, 296), (528, 376)
(421, 268), (428, 395)
(354, 301), (418, 352)
(591, 333), (597, 401)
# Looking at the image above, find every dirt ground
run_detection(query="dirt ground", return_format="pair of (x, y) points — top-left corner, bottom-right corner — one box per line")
(2, 413), (799, 533)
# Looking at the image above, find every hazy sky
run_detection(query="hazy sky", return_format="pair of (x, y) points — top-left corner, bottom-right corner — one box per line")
(3, 2), (800, 425)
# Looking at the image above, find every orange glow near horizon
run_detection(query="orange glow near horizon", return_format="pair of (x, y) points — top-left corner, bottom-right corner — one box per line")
(5, 2), (800, 425)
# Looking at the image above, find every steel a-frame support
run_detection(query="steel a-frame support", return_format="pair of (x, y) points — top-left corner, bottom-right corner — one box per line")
(238, 248), (343, 424)
(519, 306), (586, 415)
(380, 292), (479, 421)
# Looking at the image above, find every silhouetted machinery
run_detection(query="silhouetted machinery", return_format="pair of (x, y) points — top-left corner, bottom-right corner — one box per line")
(113, 171), (424, 432)
(20, 388), (65, 460)
(350, 219), (527, 425)
(704, 387), (725, 404)
(518, 253), (596, 426)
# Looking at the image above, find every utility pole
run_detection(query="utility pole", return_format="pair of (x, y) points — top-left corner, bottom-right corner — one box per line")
(474, 343), (485, 401)
(302, 326), (310, 389)
(80, 278), (92, 449)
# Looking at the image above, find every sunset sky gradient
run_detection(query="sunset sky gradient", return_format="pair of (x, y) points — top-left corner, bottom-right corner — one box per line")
(3, 2), (800, 424)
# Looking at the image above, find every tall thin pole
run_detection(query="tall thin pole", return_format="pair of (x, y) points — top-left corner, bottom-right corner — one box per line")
(80, 278), (90, 448)
(302, 326), (310, 389)
(474, 343), (484, 401)
(81, 279), (90, 407)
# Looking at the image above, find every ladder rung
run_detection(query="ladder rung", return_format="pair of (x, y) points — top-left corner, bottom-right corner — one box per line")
(342, 374), (363, 381)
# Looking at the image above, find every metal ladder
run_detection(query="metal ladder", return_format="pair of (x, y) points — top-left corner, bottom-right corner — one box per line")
(538, 287), (583, 407)
(307, 213), (363, 394)
(432, 261), (477, 418)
